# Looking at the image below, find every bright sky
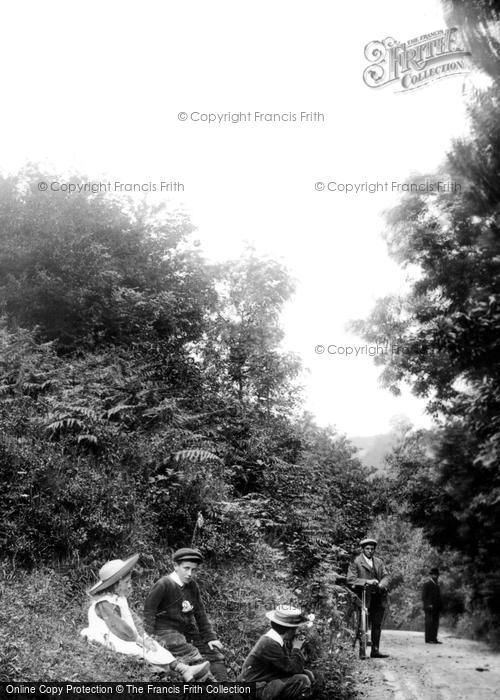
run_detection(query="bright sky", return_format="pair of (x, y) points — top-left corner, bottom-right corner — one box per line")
(0, 0), (475, 436)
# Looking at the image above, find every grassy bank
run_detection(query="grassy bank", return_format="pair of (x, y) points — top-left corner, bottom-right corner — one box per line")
(0, 559), (358, 698)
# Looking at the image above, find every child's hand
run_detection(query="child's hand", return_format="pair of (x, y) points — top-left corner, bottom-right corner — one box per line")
(137, 635), (156, 652)
(208, 640), (223, 651)
(144, 637), (157, 652)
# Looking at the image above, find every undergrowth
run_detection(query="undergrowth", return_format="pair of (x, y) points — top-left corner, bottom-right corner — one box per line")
(0, 554), (358, 698)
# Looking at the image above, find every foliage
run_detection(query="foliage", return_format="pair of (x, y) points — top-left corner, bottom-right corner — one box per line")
(443, 0), (500, 80)
(363, 423), (500, 646)
(0, 166), (376, 691)
(351, 72), (500, 639)
(201, 248), (302, 413)
(0, 167), (216, 354)
(367, 513), (438, 630)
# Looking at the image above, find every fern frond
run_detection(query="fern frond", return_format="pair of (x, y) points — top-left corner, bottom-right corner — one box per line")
(45, 417), (85, 433)
(106, 404), (135, 419)
(77, 434), (99, 446)
(172, 449), (222, 464)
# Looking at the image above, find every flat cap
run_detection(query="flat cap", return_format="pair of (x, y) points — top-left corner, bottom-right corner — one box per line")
(172, 547), (203, 564)
(360, 538), (377, 547)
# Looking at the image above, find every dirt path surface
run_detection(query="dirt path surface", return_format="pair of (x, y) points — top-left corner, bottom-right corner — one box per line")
(354, 630), (500, 699)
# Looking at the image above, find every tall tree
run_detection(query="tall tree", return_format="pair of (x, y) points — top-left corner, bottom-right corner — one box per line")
(201, 247), (302, 413)
(444, 1), (500, 79)
(0, 167), (216, 354)
(352, 22), (500, 632)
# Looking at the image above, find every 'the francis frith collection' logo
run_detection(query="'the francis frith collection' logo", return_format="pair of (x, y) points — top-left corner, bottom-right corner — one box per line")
(363, 27), (471, 91)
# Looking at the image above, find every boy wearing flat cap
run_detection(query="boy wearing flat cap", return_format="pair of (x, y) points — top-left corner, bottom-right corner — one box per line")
(143, 548), (228, 680)
(347, 537), (390, 659)
(237, 605), (314, 699)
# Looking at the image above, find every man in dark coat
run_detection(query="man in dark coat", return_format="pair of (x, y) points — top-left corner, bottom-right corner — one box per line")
(422, 567), (442, 643)
(238, 605), (315, 699)
(347, 537), (390, 658)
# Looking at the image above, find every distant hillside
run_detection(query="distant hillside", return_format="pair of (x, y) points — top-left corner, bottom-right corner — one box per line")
(351, 433), (397, 472)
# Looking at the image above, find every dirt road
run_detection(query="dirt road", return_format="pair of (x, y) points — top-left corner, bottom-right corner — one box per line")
(354, 630), (500, 699)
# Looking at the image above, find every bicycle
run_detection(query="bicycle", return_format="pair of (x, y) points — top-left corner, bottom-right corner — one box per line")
(355, 585), (368, 660)
(336, 578), (370, 660)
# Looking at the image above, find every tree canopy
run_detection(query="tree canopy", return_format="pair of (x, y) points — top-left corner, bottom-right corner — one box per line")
(0, 167), (372, 581)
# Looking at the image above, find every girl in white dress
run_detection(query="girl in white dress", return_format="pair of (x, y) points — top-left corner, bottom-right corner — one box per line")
(81, 554), (209, 681)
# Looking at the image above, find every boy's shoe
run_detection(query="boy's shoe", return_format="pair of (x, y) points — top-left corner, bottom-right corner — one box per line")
(177, 661), (210, 681)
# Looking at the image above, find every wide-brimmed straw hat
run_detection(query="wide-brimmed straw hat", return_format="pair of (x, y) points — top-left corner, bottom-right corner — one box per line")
(88, 553), (139, 595)
(265, 605), (308, 627)
(360, 538), (377, 547)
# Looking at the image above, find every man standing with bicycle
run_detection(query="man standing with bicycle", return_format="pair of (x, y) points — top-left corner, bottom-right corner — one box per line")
(347, 537), (390, 659)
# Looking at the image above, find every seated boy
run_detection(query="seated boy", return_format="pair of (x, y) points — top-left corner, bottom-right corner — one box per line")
(143, 548), (228, 680)
(81, 553), (209, 681)
(237, 605), (315, 699)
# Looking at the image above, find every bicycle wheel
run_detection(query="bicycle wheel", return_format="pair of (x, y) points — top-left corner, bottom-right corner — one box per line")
(359, 588), (368, 659)
(359, 627), (367, 659)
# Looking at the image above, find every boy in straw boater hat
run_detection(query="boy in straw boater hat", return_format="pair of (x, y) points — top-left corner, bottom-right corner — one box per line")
(144, 548), (228, 681)
(237, 605), (315, 699)
(80, 554), (209, 681)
